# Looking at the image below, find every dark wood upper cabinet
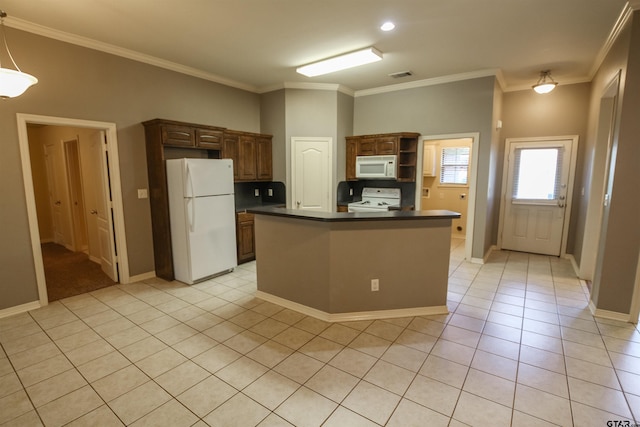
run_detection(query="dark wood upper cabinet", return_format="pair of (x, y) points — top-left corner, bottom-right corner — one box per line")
(346, 132), (420, 182)
(196, 128), (224, 149)
(256, 137), (273, 180)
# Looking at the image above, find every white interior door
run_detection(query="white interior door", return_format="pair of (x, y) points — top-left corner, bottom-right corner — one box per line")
(291, 137), (332, 212)
(500, 138), (575, 256)
(44, 142), (71, 247)
(88, 131), (118, 281)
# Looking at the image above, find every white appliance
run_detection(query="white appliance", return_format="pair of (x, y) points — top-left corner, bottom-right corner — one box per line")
(348, 187), (401, 212)
(166, 158), (237, 284)
(355, 155), (397, 179)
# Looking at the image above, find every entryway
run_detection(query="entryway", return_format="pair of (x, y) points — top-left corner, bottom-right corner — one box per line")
(498, 136), (578, 256)
(17, 114), (129, 306)
(290, 137), (333, 212)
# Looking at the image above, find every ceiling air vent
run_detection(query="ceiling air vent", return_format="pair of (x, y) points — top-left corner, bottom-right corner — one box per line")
(389, 71), (413, 78)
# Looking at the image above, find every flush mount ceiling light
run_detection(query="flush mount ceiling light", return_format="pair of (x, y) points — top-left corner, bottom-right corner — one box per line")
(380, 21), (395, 31)
(0, 10), (37, 99)
(532, 70), (558, 94)
(296, 47), (383, 77)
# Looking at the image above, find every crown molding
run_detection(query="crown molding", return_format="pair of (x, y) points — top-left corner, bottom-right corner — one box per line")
(4, 16), (259, 93)
(259, 82), (355, 96)
(589, 1), (638, 80)
(354, 69), (504, 97)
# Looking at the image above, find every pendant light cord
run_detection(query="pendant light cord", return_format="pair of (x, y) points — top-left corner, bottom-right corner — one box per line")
(0, 10), (23, 72)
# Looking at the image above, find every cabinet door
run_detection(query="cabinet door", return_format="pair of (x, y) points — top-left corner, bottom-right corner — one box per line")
(237, 213), (255, 263)
(256, 137), (273, 181)
(161, 125), (195, 147)
(238, 135), (257, 181)
(222, 134), (239, 181)
(375, 136), (397, 154)
(196, 129), (223, 150)
(357, 138), (376, 155)
(346, 139), (357, 180)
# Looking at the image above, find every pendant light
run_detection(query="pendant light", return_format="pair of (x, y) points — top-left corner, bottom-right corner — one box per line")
(0, 10), (38, 99)
(532, 70), (558, 94)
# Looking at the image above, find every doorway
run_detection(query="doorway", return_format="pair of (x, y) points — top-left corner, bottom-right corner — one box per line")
(418, 133), (479, 263)
(290, 137), (333, 212)
(17, 114), (129, 306)
(498, 136), (578, 256)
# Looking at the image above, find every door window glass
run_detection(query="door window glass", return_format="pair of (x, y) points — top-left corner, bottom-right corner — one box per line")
(512, 147), (563, 200)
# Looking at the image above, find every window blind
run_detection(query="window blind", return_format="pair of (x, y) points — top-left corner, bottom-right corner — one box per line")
(512, 147), (563, 200)
(440, 147), (470, 184)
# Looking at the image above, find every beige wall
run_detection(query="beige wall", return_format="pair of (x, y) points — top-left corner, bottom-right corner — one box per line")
(421, 139), (472, 238)
(0, 28), (261, 310)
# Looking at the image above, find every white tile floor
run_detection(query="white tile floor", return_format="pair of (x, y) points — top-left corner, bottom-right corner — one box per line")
(1, 239), (639, 426)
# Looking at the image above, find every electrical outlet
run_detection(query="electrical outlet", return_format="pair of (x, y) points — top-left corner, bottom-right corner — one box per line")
(349, 188), (353, 196)
(137, 189), (148, 199)
(254, 188), (260, 197)
(371, 279), (379, 292)
(268, 188), (273, 197)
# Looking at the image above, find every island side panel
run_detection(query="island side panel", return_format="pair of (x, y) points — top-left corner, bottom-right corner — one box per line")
(328, 219), (451, 313)
(254, 215), (331, 312)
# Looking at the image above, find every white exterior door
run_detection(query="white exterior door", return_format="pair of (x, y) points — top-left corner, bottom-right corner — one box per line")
(500, 137), (576, 256)
(88, 131), (118, 281)
(291, 137), (332, 212)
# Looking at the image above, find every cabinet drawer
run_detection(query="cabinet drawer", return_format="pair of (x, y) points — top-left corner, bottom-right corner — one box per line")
(196, 129), (223, 149)
(161, 125), (195, 147)
(237, 212), (254, 222)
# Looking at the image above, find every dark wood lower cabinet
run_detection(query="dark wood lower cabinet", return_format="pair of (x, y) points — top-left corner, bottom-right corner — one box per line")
(236, 212), (255, 263)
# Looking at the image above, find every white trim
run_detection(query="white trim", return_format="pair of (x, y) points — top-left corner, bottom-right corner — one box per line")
(4, 17), (257, 94)
(497, 135), (579, 257)
(470, 245), (498, 265)
(16, 114), (131, 310)
(128, 271), (157, 283)
(255, 291), (448, 322)
(565, 253), (581, 278)
(0, 301), (42, 319)
(417, 133), (479, 263)
(630, 248), (640, 324)
(589, 300), (632, 323)
(589, 3), (637, 81)
(260, 82), (355, 97)
(354, 69), (505, 98)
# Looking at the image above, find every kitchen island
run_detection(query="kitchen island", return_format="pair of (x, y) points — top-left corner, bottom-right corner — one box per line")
(247, 206), (461, 322)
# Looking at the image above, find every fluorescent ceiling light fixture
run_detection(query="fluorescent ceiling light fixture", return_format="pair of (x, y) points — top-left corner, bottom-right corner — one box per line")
(380, 21), (395, 31)
(532, 70), (558, 94)
(296, 47), (383, 77)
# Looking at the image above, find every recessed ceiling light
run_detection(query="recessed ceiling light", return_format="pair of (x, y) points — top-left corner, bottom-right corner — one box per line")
(380, 21), (395, 32)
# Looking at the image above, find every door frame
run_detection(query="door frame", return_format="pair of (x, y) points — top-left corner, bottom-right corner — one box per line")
(416, 132), (479, 263)
(497, 135), (579, 257)
(289, 136), (333, 211)
(17, 114), (130, 307)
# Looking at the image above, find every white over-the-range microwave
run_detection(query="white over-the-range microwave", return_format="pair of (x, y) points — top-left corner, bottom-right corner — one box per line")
(355, 155), (397, 179)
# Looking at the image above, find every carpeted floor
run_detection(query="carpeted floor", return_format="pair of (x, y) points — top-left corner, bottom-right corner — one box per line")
(41, 243), (116, 302)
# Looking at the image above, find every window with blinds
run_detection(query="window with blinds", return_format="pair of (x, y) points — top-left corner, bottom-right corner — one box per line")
(512, 147), (563, 200)
(440, 147), (470, 185)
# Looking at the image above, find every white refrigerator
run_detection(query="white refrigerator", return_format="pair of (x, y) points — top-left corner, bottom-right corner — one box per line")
(166, 158), (237, 284)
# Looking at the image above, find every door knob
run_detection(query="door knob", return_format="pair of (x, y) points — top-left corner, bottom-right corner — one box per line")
(54, 200), (61, 206)
(90, 209), (98, 215)
(558, 203), (565, 208)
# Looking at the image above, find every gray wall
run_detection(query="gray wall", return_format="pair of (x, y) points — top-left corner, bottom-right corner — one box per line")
(500, 83), (591, 255)
(0, 28), (261, 310)
(590, 11), (640, 314)
(353, 77), (497, 259)
(260, 90), (286, 183)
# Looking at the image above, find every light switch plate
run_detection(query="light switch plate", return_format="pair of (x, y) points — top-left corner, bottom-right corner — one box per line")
(254, 188), (260, 196)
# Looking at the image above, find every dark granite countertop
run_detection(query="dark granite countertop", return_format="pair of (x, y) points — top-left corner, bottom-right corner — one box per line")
(235, 202), (285, 213)
(247, 206), (460, 222)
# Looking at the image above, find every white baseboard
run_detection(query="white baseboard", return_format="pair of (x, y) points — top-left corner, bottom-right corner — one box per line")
(88, 255), (101, 264)
(588, 300), (631, 323)
(128, 271), (156, 283)
(564, 253), (581, 278)
(255, 291), (449, 322)
(0, 300), (42, 319)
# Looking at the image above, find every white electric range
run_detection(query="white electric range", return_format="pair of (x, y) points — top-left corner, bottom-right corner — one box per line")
(347, 187), (401, 212)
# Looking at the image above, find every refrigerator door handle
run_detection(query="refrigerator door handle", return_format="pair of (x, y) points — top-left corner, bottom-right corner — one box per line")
(187, 198), (196, 233)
